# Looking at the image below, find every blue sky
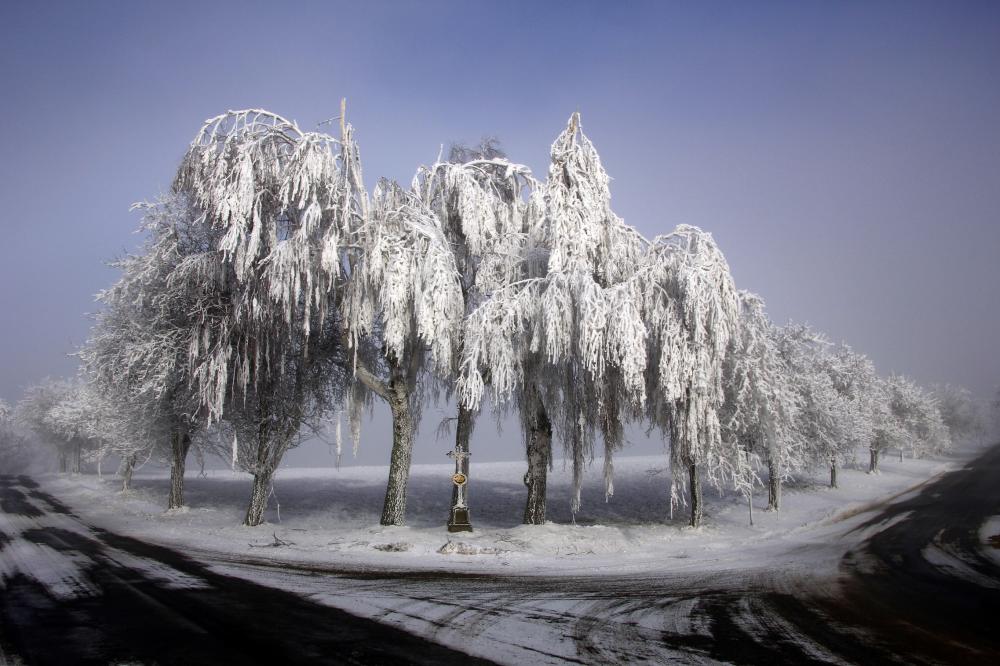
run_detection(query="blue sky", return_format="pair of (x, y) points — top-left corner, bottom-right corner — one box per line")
(1, 1), (998, 463)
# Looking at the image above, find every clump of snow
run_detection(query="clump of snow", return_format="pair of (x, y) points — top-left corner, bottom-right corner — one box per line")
(437, 540), (506, 556)
(981, 515), (1000, 567)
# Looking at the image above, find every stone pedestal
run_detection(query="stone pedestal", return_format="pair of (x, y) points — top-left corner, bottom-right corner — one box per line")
(447, 507), (473, 532)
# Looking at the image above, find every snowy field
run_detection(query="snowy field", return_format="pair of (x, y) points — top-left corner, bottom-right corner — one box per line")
(37, 443), (989, 578)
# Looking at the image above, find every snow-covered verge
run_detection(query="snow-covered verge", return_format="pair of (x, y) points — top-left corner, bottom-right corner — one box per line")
(37, 443), (984, 578)
(981, 515), (1000, 567)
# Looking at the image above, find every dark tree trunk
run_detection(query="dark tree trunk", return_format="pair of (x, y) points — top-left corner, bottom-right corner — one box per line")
(244, 466), (276, 527)
(688, 462), (703, 527)
(830, 456), (838, 489)
(72, 440), (82, 474)
(120, 453), (137, 492)
(447, 404), (474, 532)
(243, 408), (295, 527)
(767, 456), (782, 511)
(380, 370), (415, 526)
(167, 431), (191, 510)
(523, 383), (551, 525)
(869, 447), (880, 474)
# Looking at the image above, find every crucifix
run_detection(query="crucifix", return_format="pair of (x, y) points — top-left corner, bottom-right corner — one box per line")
(446, 447), (473, 532)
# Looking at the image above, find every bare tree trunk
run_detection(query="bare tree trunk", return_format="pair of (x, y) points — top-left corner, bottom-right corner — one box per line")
(243, 412), (295, 527)
(523, 384), (551, 525)
(167, 431), (191, 510)
(244, 466), (275, 526)
(869, 447), (880, 474)
(767, 456), (781, 511)
(523, 427), (550, 524)
(689, 462), (703, 527)
(830, 456), (838, 489)
(120, 453), (136, 492)
(244, 462), (279, 528)
(195, 446), (207, 477)
(447, 404), (474, 532)
(380, 370), (415, 526)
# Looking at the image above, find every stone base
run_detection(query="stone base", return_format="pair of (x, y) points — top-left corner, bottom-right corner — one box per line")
(447, 507), (473, 532)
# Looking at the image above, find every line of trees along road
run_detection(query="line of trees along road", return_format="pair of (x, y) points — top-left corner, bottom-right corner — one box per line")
(6, 105), (993, 529)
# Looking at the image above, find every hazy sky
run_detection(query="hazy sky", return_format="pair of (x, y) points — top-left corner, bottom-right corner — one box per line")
(1, 1), (998, 465)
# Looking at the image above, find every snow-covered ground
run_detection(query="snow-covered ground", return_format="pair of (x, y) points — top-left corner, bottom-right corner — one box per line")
(18, 443), (996, 665)
(37, 443), (986, 578)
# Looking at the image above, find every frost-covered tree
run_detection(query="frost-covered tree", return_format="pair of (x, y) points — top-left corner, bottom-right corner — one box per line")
(83, 193), (220, 507)
(173, 106), (514, 528)
(411, 139), (535, 529)
(721, 293), (798, 514)
(821, 344), (879, 478)
(775, 330), (858, 489)
(931, 383), (985, 445)
(341, 178), (466, 525)
(44, 382), (91, 471)
(16, 379), (88, 473)
(532, 114), (648, 519)
(463, 121), (742, 531)
(867, 378), (904, 473)
(190, 294), (346, 527)
(641, 226), (741, 526)
(884, 375), (951, 463)
(829, 360), (950, 471)
(45, 380), (122, 477)
(224, 326), (347, 525)
(0, 399), (33, 473)
(16, 378), (126, 476)
(173, 108), (361, 526)
(460, 113), (647, 523)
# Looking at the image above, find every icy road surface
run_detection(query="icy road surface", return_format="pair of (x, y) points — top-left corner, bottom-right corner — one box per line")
(2, 445), (999, 664)
(0, 475), (487, 665)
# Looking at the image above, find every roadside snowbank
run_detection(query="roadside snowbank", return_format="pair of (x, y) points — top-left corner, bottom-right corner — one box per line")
(39, 444), (982, 576)
(981, 515), (1000, 567)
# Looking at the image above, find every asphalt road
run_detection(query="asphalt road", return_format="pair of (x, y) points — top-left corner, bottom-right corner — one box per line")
(822, 443), (1000, 664)
(0, 474), (492, 665)
(1, 444), (998, 665)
